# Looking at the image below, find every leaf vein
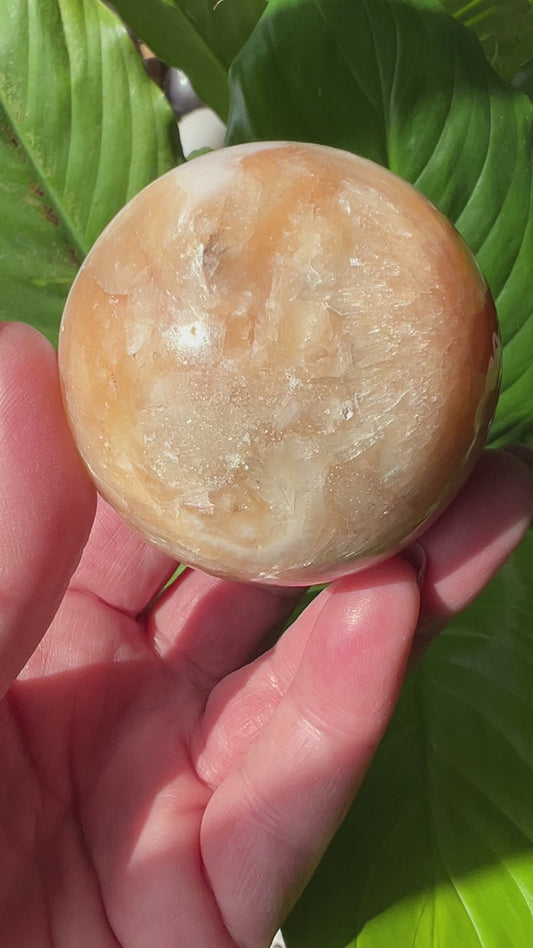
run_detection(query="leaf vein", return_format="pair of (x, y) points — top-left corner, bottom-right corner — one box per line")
(430, 741), (533, 847)
(428, 678), (533, 786)
(354, 798), (425, 935)
(56, 0), (77, 203)
(312, 0), (383, 138)
(0, 91), (87, 261)
(413, 43), (459, 193)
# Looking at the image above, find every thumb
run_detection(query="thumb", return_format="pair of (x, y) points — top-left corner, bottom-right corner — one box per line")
(0, 322), (96, 697)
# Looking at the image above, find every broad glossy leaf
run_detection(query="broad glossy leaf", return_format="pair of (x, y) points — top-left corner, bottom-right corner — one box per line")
(227, 0), (533, 446)
(111, 0), (267, 119)
(442, 0), (533, 81)
(0, 0), (182, 344)
(284, 529), (533, 947)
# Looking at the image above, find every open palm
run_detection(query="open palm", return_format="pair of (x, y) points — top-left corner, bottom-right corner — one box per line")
(1, 323), (532, 947)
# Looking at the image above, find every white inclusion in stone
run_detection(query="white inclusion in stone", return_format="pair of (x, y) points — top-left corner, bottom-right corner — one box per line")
(126, 322), (150, 356)
(179, 160), (235, 208)
(225, 454), (244, 469)
(337, 193), (353, 215)
(163, 321), (209, 352)
(177, 141), (283, 208)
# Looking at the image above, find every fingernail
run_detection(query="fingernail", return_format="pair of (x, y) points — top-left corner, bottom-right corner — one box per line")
(401, 542), (426, 590)
(505, 444), (533, 474)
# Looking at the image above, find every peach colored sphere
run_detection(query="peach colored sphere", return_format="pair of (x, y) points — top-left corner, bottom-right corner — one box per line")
(59, 142), (500, 585)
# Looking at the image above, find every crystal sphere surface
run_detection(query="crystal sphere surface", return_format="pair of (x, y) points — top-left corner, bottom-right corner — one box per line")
(59, 142), (500, 585)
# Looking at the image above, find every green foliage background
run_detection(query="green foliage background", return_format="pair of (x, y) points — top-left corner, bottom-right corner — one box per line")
(0, 0), (182, 343)
(1, 0), (533, 945)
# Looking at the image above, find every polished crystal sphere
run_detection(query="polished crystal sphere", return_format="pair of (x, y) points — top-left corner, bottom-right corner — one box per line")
(59, 142), (500, 585)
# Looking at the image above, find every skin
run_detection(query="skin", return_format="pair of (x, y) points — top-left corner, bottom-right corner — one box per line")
(0, 320), (532, 948)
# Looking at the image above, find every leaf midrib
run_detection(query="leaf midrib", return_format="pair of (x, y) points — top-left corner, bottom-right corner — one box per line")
(0, 97), (88, 262)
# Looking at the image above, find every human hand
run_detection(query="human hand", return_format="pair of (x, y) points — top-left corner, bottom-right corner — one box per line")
(1, 322), (532, 947)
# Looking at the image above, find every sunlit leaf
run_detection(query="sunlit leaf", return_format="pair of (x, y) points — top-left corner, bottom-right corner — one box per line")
(0, 0), (182, 343)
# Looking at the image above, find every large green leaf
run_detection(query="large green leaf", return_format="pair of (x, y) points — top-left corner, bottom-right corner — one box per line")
(226, 0), (533, 446)
(284, 528), (533, 948)
(0, 0), (182, 344)
(442, 0), (533, 81)
(111, 0), (267, 119)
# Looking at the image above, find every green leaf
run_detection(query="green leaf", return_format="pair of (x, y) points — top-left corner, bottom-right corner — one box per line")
(111, 0), (267, 120)
(442, 0), (533, 81)
(226, 0), (533, 446)
(513, 54), (533, 101)
(284, 528), (533, 948)
(0, 0), (182, 344)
